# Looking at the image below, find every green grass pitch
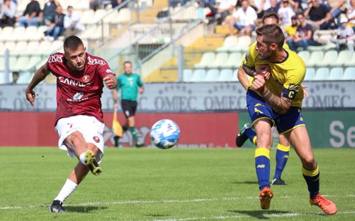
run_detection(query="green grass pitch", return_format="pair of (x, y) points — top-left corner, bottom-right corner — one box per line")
(0, 147), (354, 221)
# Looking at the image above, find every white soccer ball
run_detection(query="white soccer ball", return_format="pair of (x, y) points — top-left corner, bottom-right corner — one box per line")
(150, 119), (180, 149)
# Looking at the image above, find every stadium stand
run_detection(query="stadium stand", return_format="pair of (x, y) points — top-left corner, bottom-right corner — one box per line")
(0, 0), (354, 84)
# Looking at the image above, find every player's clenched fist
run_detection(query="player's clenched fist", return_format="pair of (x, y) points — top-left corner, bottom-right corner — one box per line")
(103, 74), (117, 89)
(251, 74), (266, 92)
(25, 88), (36, 106)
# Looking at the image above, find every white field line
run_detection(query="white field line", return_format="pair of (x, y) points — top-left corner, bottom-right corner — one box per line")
(152, 211), (355, 221)
(0, 194), (354, 211)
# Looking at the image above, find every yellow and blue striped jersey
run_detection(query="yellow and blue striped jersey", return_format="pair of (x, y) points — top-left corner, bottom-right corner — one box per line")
(241, 42), (305, 107)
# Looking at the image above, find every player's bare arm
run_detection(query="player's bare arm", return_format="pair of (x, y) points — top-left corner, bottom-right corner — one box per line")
(251, 75), (292, 114)
(25, 64), (50, 106)
(238, 67), (253, 90)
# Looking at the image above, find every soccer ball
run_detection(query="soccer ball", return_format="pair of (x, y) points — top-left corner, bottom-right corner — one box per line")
(150, 119), (180, 149)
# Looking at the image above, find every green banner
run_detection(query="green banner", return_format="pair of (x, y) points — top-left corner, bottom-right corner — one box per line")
(237, 110), (355, 148)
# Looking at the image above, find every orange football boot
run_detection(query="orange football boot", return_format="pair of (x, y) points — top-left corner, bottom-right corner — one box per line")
(259, 187), (273, 209)
(310, 194), (337, 215)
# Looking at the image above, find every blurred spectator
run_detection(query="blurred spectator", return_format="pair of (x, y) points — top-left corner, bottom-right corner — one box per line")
(12, 71), (19, 84)
(197, 0), (218, 24)
(43, 0), (57, 25)
(305, 0), (340, 30)
(90, 0), (112, 10)
(111, 0), (123, 8)
(169, 0), (189, 8)
(336, 16), (354, 51)
(90, 0), (101, 11)
(224, 0), (257, 35)
(346, 0), (355, 31)
(0, 0), (17, 28)
(63, 5), (84, 36)
(44, 5), (65, 40)
(216, 0), (237, 24)
(17, 0), (41, 27)
(257, 0), (280, 19)
(287, 13), (320, 51)
(278, 0), (295, 27)
(284, 15), (298, 39)
(262, 12), (280, 25)
(254, 0), (272, 14)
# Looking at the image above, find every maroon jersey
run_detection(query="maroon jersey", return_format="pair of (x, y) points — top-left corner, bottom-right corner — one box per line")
(47, 52), (114, 124)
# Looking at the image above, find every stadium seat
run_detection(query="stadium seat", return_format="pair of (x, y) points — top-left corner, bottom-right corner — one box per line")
(16, 72), (33, 84)
(105, 8), (131, 24)
(212, 52), (229, 68)
(204, 69), (219, 81)
(9, 56), (17, 70)
(314, 67), (330, 80)
(13, 27), (26, 41)
(334, 51), (355, 67)
(0, 27), (13, 42)
(195, 52), (215, 68)
(235, 36), (251, 51)
(51, 40), (63, 53)
(24, 42), (41, 55)
(183, 69), (193, 82)
(81, 26), (101, 41)
(13, 41), (28, 55)
(219, 69), (236, 81)
(81, 10), (96, 25)
(13, 56), (30, 71)
(308, 51), (324, 67)
(4, 41), (16, 53)
(297, 51), (310, 66)
(182, 6), (197, 21)
(343, 67), (355, 80)
(329, 67), (343, 80)
(322, 50), (337, 67)
(225, 52), (242, 68)
(217, 36), (238, 52)
(190, 69), (206, 81)
(0, 56), (4, 70)
(28, 56), (42, 69)
(304, 67), (316, 81)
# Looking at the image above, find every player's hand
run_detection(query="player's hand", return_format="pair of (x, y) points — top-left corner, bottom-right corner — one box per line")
(139, 87), (144, 94)
(25, 88), (36, 106)
(104, 74), (117, 89)
(251, 74), (266, 92)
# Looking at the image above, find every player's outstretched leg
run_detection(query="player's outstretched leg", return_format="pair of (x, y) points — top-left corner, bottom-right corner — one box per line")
(271, 143), (290, 185)
(50, 132), (103, 213)
(50, 163), (89, 213)
(289, 126), (337, 215)
(236, 123), (256, 147)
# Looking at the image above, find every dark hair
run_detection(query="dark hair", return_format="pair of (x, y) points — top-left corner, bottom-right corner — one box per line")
(123, 60), (132, 65)
(63, 35), (84, 50)
(262, 12), (280, 23)
(256, 24), (285, 48)
(296, 12), (305, 18)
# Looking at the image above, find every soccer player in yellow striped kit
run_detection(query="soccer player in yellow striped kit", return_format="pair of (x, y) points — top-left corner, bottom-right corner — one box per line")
(237, 24), (337, 215)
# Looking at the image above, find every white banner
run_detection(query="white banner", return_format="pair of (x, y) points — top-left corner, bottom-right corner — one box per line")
(1, 81), (355, 111)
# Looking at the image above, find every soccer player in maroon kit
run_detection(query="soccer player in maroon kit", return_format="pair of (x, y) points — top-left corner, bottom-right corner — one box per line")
(25, 36), (117, 213)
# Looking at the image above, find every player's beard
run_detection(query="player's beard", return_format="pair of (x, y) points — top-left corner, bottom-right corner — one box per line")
(258, 50), (275, 61)
(75, 63), (85, 71)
